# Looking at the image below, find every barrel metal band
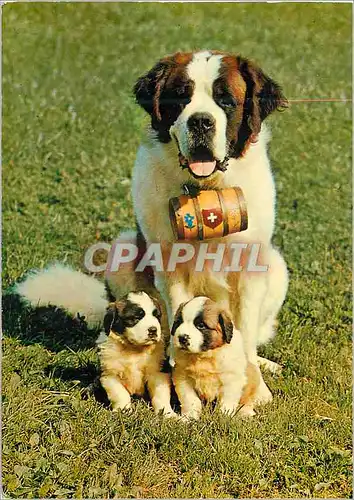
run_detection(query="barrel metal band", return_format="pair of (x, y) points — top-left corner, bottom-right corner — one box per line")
(191, 195), (204, 240)
(216, 189), (229, 237)
(233, 187), (248, 231)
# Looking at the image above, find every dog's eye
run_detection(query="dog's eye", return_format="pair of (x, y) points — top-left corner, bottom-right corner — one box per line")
(153, 308), (161, 319)
(176, 86), (187, 96)
(136, 310), (145, 320)
(161, 86), (191, 107)
(125, 309), (145, 326)
(195, 320), (208, 330)
(173, 91), (191, 106)
(216, 95), (237, 109)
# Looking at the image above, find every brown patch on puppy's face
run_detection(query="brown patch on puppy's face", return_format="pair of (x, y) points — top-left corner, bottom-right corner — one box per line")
(200, 299), (234, 350)
(172, 297), (234, 353)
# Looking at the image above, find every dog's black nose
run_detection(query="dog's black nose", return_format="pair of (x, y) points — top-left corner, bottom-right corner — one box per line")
(188, 112), (215, 132)
(148, 326), (158, 338)
(178, 334), (189, 346)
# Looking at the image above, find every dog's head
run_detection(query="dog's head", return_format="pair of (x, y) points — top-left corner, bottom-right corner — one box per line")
(171, 296), (234, 354)
(134, 50), (287, 179)
(103, 291), (162, 346)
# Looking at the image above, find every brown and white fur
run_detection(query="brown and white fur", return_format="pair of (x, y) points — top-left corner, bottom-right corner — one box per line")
(172, 297), (259, 419)
(97, 291), (176, 417)
(131, 50), (288, 404)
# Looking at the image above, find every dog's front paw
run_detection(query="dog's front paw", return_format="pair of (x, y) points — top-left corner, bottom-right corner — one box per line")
(178, 410), (200, 422)
(254, 379), (273, 406)
(220, 404), (238, 417)
(162, 410), (179, 419)
(112, 402), (132, 413)
(238, 405), (256, 418)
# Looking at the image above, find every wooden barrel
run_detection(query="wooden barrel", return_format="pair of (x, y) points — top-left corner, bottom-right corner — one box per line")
(169, 187), (248, 241)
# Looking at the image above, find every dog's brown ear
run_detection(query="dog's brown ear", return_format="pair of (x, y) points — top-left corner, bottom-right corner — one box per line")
(239, 57), (288, 134)
(133, 59), (173, 121)
(151, 296), (162, 320)
(171, 302), (186, 336)
(103, 302), (124, 334)
(103, 303), (116, 333)
(218, 310), (234, 344)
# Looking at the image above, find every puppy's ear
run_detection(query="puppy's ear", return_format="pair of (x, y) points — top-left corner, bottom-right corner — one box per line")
(171, 302), (186, 336)
(239, 57), (288, 134)
(133, 59), (173, 121)
(218, 310), (234, 344)
(103, 302), (124, 334)
(151, 296), (162, 321)
(104, 280), (116, 303)
(103, 303), (116, 334)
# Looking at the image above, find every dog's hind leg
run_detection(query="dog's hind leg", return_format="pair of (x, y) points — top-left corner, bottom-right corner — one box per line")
(155, 271), (193, 366)
(257, 247), (288, 346)
(237, 266), (273, 405)
(257, 356), (282, 374)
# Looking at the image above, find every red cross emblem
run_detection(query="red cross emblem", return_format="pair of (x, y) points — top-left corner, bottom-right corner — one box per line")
(202, 208), (222, 229)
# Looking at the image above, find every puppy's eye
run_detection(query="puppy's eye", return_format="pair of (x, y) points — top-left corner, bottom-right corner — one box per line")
(195, 321), (208, 330)
(125, 309), (145, 326)
(153, 308), (161, 319)
(134, 310), (145, 320)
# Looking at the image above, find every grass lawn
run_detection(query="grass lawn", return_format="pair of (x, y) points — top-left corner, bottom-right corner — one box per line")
(2, 2), (352, 498)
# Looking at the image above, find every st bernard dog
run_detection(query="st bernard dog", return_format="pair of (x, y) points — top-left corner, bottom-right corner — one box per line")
(171, 297), (259, 420)
(130, 50), (289, 405)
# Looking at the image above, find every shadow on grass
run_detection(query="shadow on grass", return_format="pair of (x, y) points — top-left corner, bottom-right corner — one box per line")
(2, 293), (99, 352)
(44, 362), (112, 407)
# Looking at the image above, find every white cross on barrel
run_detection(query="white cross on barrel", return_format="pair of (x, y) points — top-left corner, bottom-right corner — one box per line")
(207, 212), (218, 223)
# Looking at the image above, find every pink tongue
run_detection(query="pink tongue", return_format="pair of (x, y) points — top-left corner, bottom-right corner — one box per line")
(188, 161), (216, 177)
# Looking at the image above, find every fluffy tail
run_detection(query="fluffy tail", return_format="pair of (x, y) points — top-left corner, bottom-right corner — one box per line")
(15, 264), (108, 329)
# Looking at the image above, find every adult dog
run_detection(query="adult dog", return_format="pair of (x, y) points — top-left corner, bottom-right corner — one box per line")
(130, 50), (288, 404)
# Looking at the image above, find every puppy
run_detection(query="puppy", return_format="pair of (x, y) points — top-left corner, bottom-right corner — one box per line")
(171, 296), (259, 420)
(97, 291), (176, 417)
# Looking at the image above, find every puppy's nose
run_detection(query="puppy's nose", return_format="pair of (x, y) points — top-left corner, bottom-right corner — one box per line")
(148, 326), (158, 339)
(188, 112), (215, 132)
(179, 334), (189, 346)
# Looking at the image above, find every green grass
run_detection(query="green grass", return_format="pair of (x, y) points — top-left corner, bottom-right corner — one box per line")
(2, 2), (352, 498)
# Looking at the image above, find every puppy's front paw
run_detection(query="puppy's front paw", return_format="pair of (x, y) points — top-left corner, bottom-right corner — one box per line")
(162, 410), (178, 419)
(219, 404), (238, 417)
(238, 405), (256, 418)
(179, 411), (200, 422)
(112, 403), (132, 413)
(254, 379), (273, 406)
